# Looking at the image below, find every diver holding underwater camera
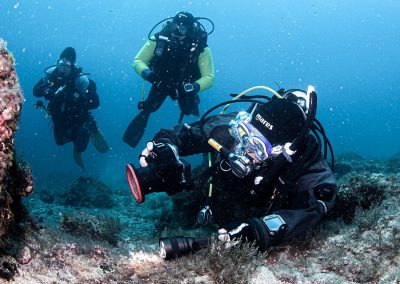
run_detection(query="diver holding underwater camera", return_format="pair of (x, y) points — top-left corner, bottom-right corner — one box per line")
(126, 85), (337, 260)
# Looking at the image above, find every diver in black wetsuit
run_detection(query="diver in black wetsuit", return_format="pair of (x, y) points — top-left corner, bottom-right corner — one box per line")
(33, 47), (109, 169)
(126, 86), (337, 259)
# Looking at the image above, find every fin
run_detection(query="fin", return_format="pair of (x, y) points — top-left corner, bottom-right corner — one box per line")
(91, 129), (110, 153)
(73, 148), (85, 170)
(123, 111), (150, 148)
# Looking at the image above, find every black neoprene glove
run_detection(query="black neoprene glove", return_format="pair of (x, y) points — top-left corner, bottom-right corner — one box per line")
(139, 141), (189, 191)
(43, 87), (56, 100)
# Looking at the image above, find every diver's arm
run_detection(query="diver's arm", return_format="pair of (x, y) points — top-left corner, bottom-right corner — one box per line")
(219, 159), (337, 250)
(33, 78), (56, 100)
(33, 78), (47, 98)
(272, 159), (337, 242)
(195, 47), (215, 93)
(85, 79), (100, 109)
(153, 123), (209, 156)
(33, 69), (56, 98)
(132, 40), (157, 78)
(269, 204), (327, 244)
(73, 75), (99, 109)
(33, 66), (57, 100)
(153, 113), (236, 156)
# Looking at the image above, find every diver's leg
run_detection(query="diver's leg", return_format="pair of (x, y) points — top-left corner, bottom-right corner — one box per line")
(84, 113), (99, 134)
(178, 93), (200, 117)
(72, 126), (90, 153)
(142, 85), (169, 113)
(84, 113), (109, 153)
(123, 86), (168, 148)
(53, 122), (70, 146)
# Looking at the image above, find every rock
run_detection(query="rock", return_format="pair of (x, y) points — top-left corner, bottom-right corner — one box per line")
(249, 266), (281, 284)
(17, 246), (32, 264)
(0, 38), (34, 242)
(0, 255), (18, 280)
(334, 162), (352, 178)
(58, 176), (116, 209)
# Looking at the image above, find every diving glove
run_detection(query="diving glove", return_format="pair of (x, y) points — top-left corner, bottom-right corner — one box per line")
(218, 218), (269, 250)
(139, 141), (181, 168)
(139, 141), (188, 187)
(44, 88), (56, 100)
(218, 216), (287, 252)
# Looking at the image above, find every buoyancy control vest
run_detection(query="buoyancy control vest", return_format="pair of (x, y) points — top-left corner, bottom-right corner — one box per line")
(43, 65), (91, 126)
(149, 22), (208, 87)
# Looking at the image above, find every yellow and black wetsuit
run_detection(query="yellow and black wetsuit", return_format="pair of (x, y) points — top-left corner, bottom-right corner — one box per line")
(133, 38), (215, 94)
(123, 22), (215, 149)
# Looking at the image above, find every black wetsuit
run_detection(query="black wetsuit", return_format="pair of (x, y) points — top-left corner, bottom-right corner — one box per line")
(33, 66), (99, 152)
(152, 113), (338, 248)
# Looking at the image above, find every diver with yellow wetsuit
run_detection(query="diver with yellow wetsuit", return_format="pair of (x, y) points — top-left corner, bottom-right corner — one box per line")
(123, 11), (215, 148)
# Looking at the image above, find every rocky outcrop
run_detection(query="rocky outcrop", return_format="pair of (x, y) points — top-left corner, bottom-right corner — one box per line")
(0, 39), (33, 241)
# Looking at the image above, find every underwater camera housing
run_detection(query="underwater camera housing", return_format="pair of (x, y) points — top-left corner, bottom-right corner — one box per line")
(126, 142), (191, 204)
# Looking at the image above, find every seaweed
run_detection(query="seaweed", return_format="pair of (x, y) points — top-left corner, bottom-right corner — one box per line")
(60, 213), (122, 246)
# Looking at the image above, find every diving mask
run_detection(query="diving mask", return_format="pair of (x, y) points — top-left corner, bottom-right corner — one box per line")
(229, 111), (272, 163)
(175, 22), (189, 36)
(57, 58), (72, 76)
(219, 111), (273, 178)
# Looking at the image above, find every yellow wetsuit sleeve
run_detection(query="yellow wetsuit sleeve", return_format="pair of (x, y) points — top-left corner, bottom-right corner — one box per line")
(132, 40), (157, 77)
(196, 47), (215, 93)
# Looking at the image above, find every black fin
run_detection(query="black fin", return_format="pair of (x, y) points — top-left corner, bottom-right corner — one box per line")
(123, 112), (150, 148)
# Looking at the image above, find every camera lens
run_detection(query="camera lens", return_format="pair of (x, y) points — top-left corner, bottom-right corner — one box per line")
(126, 163), (164, 204)
(126, 164), (143, 203)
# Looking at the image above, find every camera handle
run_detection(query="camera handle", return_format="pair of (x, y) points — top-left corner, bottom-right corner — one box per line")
(168, 143), (187, 186)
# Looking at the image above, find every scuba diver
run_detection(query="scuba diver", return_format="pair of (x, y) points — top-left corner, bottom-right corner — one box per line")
(123, 11), (215, 148)
(125, 85), (337, 260)
(33, 47), (109, 169)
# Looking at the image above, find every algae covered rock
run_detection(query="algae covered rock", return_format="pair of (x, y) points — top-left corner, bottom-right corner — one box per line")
(386, 151), (400, 173)
(60, 212), (122, 245)
(0, 38), (34, 281)
(58, 176), (116, 209)
(0, 38), (34, 240)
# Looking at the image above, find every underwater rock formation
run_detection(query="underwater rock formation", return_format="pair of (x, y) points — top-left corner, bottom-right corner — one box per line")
(60, 212), (122, 245)
(0, 39), (34, 281)
(58, 176), (116, 209)
(0, 39), (33, 241)
(11, 149), (400, 282)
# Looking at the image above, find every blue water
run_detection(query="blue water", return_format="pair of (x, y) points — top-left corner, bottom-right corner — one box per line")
(1, 0), (399, 183)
